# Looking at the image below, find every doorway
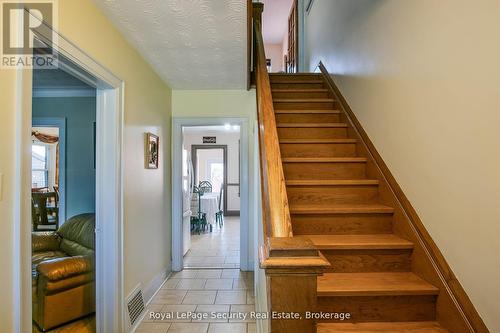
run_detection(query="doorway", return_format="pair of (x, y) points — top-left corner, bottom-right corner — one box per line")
(192, 145), (228, 215)
(31, 67), (97, 332)
(181, 126), (241, 269)
(172, 118), (250, 272)
(13, 15), (124, 333)
(262, 0), (299, 73)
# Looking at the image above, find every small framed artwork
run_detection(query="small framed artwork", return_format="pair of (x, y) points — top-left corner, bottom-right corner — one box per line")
(145, 132), (159, 169)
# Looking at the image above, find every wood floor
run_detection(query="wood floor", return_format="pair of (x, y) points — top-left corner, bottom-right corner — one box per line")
(32, 315), (95, 333)
(269, 73), (449, 333)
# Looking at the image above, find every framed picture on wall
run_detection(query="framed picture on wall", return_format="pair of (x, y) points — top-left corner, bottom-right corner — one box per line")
(145, 132), (159, 169)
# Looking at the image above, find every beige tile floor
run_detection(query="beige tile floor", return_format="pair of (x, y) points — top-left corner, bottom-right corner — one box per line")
(184, 217), (240, 269)
(136, 269), (255, 333)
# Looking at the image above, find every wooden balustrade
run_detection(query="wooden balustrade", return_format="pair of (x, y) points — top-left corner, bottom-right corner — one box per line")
(251, 3), (330, 332)
(253, 3), (293, 239)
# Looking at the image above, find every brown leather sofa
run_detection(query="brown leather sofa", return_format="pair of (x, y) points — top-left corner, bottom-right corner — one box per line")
(32, 213), (95, 331)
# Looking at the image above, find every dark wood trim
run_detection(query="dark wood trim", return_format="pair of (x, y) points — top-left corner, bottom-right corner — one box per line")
(191, 145), (229, 216)
(318, 61), (489, 333)
(253, 2), (293, 238)
(225, 210), (240, 217)
(247, 0), (253, 90)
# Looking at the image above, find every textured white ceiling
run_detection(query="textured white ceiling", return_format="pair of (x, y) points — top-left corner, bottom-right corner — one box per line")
(94, 0), (248, 89)
(262, 0), (293, 44)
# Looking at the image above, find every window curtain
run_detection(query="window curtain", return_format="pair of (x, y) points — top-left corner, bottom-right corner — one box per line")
(32, 131), (59, 186)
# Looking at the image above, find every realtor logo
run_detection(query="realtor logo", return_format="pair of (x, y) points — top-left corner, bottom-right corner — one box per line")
(1, 0), (58, 68)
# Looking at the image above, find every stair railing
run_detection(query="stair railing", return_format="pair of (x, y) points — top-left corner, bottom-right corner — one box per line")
(252, 3), (293, 240)
(251, 3), (330, 333)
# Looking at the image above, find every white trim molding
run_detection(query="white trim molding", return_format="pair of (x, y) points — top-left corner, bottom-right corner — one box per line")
(13, 11), (125, 333)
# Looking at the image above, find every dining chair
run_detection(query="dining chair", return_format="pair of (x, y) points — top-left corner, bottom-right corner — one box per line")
(190, 186), (208, 234)
(198, 181), (212, 194)
(32, 192), (59, 231)
(215, 184), (224, 228)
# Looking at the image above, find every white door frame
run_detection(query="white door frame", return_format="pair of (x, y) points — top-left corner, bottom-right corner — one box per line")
(32, 117), (67, 225)
(172, 117), (250, 271)
(12, 13), (125, 333)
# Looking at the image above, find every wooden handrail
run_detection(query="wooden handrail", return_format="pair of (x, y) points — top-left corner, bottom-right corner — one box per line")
(252, 3), (293, 238)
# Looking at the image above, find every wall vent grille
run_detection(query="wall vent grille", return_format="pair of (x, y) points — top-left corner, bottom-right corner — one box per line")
(126, 287), (145, 327)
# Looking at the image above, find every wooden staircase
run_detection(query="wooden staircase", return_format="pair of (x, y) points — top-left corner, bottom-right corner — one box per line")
(269, 73), (449, 333)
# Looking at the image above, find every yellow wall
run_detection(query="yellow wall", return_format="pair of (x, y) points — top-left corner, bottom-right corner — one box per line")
(0, 0), (172, 329)
(0, 69), (18, 333)
(306, 1), (500, 331)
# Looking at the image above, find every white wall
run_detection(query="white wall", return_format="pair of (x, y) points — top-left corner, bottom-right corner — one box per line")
(305, 1), (500, 331)
(264, 43), (284, 72)
(184, 130), (241, 212)
(172, 90), (257, 267)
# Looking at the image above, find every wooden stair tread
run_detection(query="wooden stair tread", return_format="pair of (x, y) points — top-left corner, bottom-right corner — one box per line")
(317, 322), (449, 333)
(282, 157), (367, 163)
(271, 79), (324, 83)
(280, 138), (356, 144)
(286, 179), (378, 186)
(269, 73), (322, 76)
(308, 234), (414, 250)
(274, 98), (335, 102)
(318, 272), (439, 296)
(272, 88), (329, 92)
(274, 109), (341, 114)
(290, 204), (395, 214)
(277, 123), (348, 128)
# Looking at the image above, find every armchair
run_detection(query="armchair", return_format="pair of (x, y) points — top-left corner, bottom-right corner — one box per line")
(32, 213), (95, 331)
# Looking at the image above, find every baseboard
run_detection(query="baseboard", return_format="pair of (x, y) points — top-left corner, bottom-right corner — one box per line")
(129, 266), (172, 333)
(225, 210), (240, 216)
(143, 269), (171, 304)
(318, 61), (489, 333)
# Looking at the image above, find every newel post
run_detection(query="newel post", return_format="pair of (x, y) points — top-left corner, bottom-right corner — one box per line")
(260, 237), (330, 333)
(252, 2), (263, 28)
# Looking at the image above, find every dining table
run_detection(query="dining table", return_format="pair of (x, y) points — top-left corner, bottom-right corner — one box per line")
(199, 192), (219, 227)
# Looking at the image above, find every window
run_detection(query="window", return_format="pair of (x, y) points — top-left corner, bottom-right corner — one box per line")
(32, 144), (48, 188)
(209, 162), (224, 193)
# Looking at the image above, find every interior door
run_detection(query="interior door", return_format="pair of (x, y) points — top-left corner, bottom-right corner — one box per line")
(286, 0), (298, 73)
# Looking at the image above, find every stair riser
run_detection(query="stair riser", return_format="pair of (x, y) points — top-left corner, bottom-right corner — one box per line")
(287, 185), (379, 205)
(280, 143), (356, 158)
(275, 113), (341, 123)
(284, 162), (366, 180)
(274, 101), (337, 110)
(272, 91), (330, 99)
(292, 213), (393, 235)
(278, 127), (348, 139)
(317, 295), (436, 323)
(271, 82), (325, 89)
(321, 249), (412, 273)
(270, 74), (322, 82)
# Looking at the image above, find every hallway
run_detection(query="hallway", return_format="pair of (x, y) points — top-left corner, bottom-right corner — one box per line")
(136, 268), (255, 333)
(184, 217), (240, 269)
